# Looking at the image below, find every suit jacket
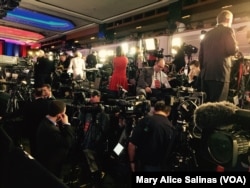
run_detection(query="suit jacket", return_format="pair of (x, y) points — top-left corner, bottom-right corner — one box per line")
(34, 57), (55, 87)
(185, 74), (202, 91)
(137, 67), (171, 89)
(199, 24), (238, 83)
(137, 66), (154, 89)
(36, 117), (74, 177)
(23, 98), (52, 156)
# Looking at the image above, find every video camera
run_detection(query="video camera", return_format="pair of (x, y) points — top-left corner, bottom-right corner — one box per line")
(78, 95), (151, 118)
(105, 95), (151, 117)
(182, 43), (198, 57)
(194, 101), (250, 169)
(165, 87), (205, 123)
(153, 48), (164, 58)
(80, 103), (104, 114)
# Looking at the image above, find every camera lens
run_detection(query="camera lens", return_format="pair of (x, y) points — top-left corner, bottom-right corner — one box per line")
(207, 132), (233, 164)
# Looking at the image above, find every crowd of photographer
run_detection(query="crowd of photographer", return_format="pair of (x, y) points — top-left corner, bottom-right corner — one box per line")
(1, 10), (250, 187)
(0, 43), (204, 187)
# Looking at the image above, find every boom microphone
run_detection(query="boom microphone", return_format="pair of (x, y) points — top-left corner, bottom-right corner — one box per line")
(193, 101), (239, 130)
(234, 109), (250, 130)
(194, 101), (250, 169)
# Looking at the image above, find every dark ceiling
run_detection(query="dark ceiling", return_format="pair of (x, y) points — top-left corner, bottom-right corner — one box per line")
(0, 0), (249, 49)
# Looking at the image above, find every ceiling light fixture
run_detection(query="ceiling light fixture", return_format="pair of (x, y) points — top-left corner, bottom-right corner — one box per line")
(182, 15), (191, 19)
(3, 7), (75, 31)
(0, 25), (44, 44)
(222, 5), (232, 9)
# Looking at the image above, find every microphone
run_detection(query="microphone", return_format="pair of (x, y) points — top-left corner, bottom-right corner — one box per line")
(194, 101), (239, 130)
(235, 109), (250, 130)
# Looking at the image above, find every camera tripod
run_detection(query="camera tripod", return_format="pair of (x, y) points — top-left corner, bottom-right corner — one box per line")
(170, 119), (199, 171)
(6, 83), (25, 114)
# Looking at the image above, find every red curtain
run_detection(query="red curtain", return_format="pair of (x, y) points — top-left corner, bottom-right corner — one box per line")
(0, 40), (4, 55)
(20, 45), (27, 57)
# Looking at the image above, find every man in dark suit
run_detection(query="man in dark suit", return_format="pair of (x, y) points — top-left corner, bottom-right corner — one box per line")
(36, 100), (74, 178)
(199, 10), (238, 102)
(185, 60), (201, 91)
(23, 87), (52, 157)
(34, 50), (55, 88)
(136, 58), (171, 100)
(86, 51), (98, 68)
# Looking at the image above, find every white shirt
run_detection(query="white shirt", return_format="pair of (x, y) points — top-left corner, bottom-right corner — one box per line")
(151, 71), (171, 88)
(67, 57), (86, 80)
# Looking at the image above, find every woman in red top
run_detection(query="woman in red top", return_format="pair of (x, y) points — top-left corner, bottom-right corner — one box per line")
(109, 46), (128, 93)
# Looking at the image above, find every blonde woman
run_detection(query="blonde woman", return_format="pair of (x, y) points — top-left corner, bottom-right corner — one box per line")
(67, 50), (86, 80)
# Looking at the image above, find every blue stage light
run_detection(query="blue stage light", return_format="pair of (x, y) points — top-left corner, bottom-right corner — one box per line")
(3, 7), (75, 31)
